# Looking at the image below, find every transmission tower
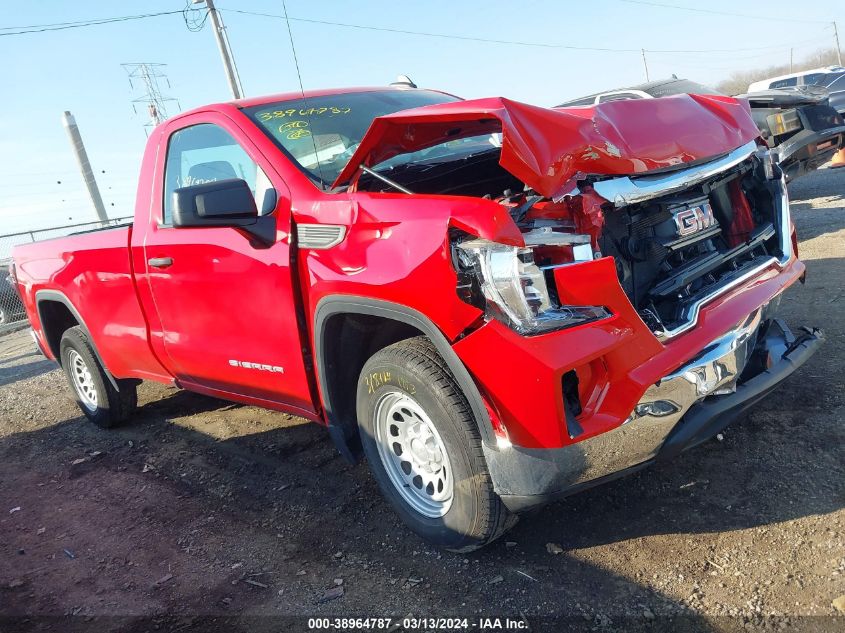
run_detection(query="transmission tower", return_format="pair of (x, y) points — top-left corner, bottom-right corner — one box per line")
(122, 63), (180, 134)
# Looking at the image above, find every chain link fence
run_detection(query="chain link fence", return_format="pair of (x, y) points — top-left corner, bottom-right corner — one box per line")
(0, 217), (132, 335)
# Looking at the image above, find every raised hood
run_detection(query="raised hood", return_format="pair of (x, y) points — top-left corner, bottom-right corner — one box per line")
(332, 94), (761, 199)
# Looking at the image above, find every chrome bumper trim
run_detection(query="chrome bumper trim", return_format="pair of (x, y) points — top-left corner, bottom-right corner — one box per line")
(485, 305), (772, 502)
(630, 304), (770, 427)
(573, 305), (769, 482)
(592, 140), (759, 208)
(486, 310), (822, 511)
(656, 255), (777, 341)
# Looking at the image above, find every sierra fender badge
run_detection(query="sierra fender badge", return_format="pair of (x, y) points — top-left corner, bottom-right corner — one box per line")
(229, 360), (285, 374)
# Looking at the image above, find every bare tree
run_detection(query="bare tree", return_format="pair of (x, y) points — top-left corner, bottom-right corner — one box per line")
(716, 47), (840, 95)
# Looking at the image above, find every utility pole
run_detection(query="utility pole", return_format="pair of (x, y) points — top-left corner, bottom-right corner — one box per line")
(61, 111), (108, 223)
(122, 63), (179, 134)
(790, 48), (793, 73)
(834, 21), (842, 67)
(194, 0), (243, 99)
(641, 49), (650, 82)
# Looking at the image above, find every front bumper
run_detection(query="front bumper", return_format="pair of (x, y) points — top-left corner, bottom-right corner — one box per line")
(485, 311), (823, 512)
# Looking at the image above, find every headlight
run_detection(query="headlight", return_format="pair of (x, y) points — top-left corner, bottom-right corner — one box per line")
(454, 238), (610, 335)
(766, 109), (801, 136)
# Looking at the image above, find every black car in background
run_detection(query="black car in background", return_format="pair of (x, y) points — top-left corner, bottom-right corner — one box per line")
(734, 84), (845, 180)
(557, 78), (845, 181)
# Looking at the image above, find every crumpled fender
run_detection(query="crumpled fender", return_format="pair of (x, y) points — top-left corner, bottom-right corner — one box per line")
(332, 94), (761, 199)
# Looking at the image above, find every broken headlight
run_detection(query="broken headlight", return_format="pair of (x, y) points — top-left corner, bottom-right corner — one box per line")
(453, 238), (610, 335)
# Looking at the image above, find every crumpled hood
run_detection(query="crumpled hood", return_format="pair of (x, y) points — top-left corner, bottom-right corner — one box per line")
(332, 94), (760, 199)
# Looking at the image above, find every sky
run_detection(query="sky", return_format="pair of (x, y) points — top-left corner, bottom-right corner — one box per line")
(0, 0), (843, 234)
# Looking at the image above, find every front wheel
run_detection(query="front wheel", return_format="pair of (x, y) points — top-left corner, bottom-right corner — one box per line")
(357, 337), (513, 552)
(60, 326), (137, 428)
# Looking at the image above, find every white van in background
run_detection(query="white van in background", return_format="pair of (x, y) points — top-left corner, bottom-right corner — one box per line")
(748, 66), (845, 92)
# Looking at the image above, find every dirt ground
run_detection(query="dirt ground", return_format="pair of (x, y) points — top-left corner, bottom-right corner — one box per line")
(0, 167), (843, 633)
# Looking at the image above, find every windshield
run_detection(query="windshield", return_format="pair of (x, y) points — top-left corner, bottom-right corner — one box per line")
(243, 89), (460, 188)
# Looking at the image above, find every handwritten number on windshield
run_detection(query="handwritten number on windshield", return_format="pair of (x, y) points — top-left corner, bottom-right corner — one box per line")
(258, 106), (351, 122)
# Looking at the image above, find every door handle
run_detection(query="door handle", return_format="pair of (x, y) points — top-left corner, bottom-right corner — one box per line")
(148, 257), (173, 268)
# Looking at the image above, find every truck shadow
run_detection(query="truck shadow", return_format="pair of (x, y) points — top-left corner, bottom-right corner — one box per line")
(0, 356), (56, 388)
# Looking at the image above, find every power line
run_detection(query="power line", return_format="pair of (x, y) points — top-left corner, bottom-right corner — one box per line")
(0, 11), (182, 37)
(182, 1), (210, 32)
(645, 37), (824, 59)
(225, 8), (640, 52)
(0, 5), (828, 55)
(610, 0), (830, 25)
(223, 8), (827, 54)
(280, 0), (326, 187)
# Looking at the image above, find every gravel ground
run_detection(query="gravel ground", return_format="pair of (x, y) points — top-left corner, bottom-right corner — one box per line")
(0, 166), (843, 633)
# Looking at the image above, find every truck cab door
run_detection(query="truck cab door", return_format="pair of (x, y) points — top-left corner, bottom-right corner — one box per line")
(133, 112), (317, 416)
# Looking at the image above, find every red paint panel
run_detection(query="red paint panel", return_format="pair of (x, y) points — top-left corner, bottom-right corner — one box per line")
(13, 227), (170, 381)
(136, 110), (317, 413)
(297, 194), (488, 343)
(453, 317), (635, 448)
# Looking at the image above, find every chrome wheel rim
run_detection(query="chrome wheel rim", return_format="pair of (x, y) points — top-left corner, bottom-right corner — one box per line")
(68, 350), (98, 412)
(373, 390), (454, 518)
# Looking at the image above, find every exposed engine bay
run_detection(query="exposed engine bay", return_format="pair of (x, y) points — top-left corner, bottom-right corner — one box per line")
(359, 143), (786, 339)
(590, 156), (785, 335)
(357, 144), (524, 198)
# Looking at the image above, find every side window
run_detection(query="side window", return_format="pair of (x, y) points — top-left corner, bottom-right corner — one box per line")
(162, 123), (275, 224)
(802, 73), (825, 86)
(769, 77), (798, 89)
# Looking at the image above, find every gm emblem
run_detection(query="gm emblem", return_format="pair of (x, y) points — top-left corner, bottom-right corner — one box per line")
(672, 202), (717, 237)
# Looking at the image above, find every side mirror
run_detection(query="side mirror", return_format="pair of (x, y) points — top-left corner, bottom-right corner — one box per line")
(171, 178), (275, 246)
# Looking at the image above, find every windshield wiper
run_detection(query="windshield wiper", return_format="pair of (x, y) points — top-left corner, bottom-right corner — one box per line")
(361, 165), (414, 194)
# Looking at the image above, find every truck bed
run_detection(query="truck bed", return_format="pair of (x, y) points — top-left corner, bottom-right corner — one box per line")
(11, 224), (164, 380)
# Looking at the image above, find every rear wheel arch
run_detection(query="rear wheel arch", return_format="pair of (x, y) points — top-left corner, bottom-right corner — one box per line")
(35, 290), (119, 390)
(313, 296), (496, 459)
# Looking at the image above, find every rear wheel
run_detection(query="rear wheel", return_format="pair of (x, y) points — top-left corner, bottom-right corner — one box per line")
(59, 326), (137, 428)
(357, 337), (513, 552)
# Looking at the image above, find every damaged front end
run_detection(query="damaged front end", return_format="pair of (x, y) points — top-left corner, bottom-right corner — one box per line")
(337, 94), (822, 507)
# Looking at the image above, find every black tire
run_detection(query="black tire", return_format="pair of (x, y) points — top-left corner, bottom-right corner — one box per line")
(356, 336), (514, 552)
(59, 326), (137, 428)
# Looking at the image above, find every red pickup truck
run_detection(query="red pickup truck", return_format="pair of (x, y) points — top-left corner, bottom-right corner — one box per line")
(11, 86), (823, 551)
